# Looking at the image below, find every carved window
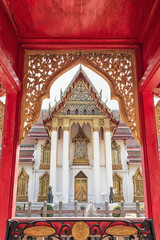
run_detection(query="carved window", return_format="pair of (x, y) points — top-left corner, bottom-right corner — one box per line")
(111, 140), (122, 170)
(92, 109), (95, 115)
(83, 109), (87, 115)
(58, 127), (62, 140)
(16, 168), (29, 202)
(38, 172), (49, 202)
(75, 109), (79, 115)
(100, 127), (104, 140)
(39, 140), (51, 169)
(67, 109), (70, 115)
(113, 172), (124, 202)
(133, 168), (144, 202)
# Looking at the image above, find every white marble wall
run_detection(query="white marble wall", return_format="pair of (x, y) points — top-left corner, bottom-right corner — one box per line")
(18, 133), (143, 204)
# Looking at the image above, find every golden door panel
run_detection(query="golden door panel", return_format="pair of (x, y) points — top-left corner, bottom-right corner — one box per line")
(75, 178), (87, 202)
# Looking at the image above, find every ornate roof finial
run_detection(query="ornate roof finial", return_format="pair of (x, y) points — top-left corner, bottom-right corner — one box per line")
(99, 89), (102, 100)
(60, 88), (63, 100)
(105, 96), (108, 105)
(79, 64), (82, 71)
(48, 102), (51, 116)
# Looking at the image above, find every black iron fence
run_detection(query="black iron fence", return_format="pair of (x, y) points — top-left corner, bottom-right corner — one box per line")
(6, 218), (155, 240)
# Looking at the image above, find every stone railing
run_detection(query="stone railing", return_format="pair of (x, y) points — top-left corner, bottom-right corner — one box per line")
(15, 200), (144, 218)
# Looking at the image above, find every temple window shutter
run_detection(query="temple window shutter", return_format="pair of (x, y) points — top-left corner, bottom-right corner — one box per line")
(16, 168), (29, 202)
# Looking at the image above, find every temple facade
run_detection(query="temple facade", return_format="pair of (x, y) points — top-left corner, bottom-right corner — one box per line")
(17, 69), (143, 204)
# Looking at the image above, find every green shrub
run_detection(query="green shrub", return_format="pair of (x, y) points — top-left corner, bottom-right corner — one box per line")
(40, 204), (53, 217)
(16, 204), (23, 210)
(112, 205), (121, 217)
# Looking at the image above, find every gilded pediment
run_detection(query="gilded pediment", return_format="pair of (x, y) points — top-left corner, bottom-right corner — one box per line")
(68, 80), (95, 102)
(57, 79), (104, 115)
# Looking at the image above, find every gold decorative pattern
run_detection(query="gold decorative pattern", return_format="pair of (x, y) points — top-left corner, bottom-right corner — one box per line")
(155, 100), (160, 136)
(72, 221), (89, 240)
(113, 172), (124, 202)
(20, 50), (140, 144)
(17, 168), (29, 202)
(38, 172), (49, 202)
(133, 168), (144, 202)
(24, 226), (55, 237)
(106, 226), (137, 236)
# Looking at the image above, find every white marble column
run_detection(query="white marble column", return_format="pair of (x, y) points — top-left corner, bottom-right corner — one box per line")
(62, 119), (70, 203)
(104, 119), (113, 201)
(93, 119), (100, 203)
(49, 118), (58, 200)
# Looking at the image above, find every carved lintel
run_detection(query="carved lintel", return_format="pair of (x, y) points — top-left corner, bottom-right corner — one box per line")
(19, 50), (141, 144)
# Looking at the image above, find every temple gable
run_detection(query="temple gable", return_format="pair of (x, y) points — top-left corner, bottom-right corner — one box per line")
(57, 79), (104, 116)
(68, 80), (95, 102)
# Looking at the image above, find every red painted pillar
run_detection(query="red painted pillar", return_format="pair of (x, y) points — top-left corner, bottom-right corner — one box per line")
(0, 92), (21, 240)
(139, 91), (160, 239)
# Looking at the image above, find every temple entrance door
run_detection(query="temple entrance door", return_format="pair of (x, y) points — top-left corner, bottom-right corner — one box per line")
(75, 171), (87, 202)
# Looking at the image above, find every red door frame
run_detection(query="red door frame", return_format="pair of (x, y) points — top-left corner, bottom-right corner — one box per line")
(0, 46), (21, 240)
(0, 42), (160, 239)
(139, 56), (160, 239)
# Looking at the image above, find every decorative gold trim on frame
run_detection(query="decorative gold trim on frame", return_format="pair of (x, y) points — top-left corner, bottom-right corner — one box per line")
(72, 221), (90, 240)
(155, 100), (160, 136)
(19, 50), (141, 144)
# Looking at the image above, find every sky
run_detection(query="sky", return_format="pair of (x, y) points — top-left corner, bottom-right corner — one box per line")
(41, 64), (119, 110)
